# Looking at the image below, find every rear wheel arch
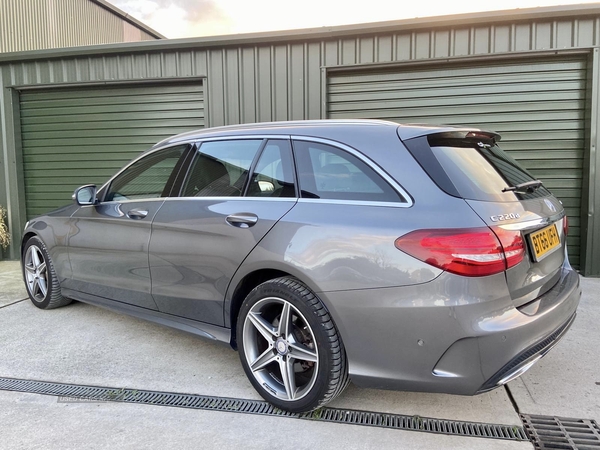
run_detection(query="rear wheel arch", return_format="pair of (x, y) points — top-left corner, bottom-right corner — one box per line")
(228, 269), (289, 349)
(227, 267), (327, 349)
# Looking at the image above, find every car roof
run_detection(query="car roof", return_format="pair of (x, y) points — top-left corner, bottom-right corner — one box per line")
(153, 119), (494, 148)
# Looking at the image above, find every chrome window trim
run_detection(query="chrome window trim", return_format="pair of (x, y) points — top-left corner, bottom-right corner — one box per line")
(97, 198), (169, 205)
(97, 134), (414, 208)
(291, 135), (414, 208)
(297, 198), (409, 208)
(160, 197), (298, 203)
(97, 138), (284, 201)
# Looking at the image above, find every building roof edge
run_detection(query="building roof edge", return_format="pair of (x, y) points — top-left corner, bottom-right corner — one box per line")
(1, 3), (599, 63)
(90, 0), (166, 39)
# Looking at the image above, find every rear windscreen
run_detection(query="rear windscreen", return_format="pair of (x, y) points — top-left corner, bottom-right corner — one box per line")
(408, 134), (550, 202)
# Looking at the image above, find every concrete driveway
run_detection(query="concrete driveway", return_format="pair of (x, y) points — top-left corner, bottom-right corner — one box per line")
(1, 260), (598, 449)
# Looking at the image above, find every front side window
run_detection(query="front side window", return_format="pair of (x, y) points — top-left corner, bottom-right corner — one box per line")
(104, 145), (187, 202)
(293, 140), (403, 202)
(182, 140), (263, 197)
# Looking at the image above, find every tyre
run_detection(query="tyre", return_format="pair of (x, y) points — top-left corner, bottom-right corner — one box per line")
(237, 276), (349, 413)
(22, 236), (71, 310)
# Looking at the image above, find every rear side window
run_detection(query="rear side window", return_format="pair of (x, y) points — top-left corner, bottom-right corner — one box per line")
(293, 140), (404, 203)
(405, 133), (550, 202)
(246, 140), (296, 198)
(182, 140), (263, 197)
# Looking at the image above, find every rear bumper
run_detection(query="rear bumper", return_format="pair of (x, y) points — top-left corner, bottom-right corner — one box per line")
(476, 311), (576, 392)
(319, 264), (581, 395)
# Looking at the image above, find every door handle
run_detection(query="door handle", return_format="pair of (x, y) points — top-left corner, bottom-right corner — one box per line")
(127, 209), (149, 220)
(226, 212), (258, 228)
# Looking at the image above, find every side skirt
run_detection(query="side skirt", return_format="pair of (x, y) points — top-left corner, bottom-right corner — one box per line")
(61, 288), (233, 347)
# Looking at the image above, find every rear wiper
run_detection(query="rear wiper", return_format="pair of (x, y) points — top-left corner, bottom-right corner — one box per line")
(502, 180), (543, 194)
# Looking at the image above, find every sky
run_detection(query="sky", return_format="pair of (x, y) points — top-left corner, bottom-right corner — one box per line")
(108, 0), (600, 39)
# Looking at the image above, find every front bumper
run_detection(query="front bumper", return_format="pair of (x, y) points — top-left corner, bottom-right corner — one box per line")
(319, 264), (581, 395)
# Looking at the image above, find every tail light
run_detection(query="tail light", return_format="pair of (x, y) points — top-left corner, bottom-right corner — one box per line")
(492, 226), (524, 270)
(563, 215), (569, 237)
(394, 227), (524, 277)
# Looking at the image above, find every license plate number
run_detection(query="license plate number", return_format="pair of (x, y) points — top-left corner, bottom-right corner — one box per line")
(529, 223), (560, 261)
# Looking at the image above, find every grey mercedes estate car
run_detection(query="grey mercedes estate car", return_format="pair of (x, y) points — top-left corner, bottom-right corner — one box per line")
(21, 120), (581, 413)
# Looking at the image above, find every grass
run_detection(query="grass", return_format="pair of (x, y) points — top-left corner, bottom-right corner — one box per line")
(0, 205), (10, 251)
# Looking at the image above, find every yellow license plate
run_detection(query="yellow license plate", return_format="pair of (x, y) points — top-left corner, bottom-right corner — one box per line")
(529, 223), (560, 261)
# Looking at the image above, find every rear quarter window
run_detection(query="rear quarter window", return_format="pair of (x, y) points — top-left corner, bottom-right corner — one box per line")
(293, 140), (405, 203)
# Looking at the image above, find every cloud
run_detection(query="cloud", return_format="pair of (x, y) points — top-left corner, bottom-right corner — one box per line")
(110, 0), (600, 39)
(144, 0), (226, 22)
(110, 0), (232, 37)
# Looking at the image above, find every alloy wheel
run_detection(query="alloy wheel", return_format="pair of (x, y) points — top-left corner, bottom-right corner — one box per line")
(242, 296), (319, 402)
(24, 245), (48, 302)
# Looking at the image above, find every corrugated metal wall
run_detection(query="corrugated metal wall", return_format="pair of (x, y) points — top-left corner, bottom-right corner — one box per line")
(20, 83), (204, 217)
(3, 17), (600, 122)
(207, 17), (599, 126)
(327, 56), (587, 267)
(1, 9), (600, 273)
(0, 0), (159, 53)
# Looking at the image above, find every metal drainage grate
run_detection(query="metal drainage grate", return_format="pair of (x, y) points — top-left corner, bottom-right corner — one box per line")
(0, 376), (527, 441)
(521, 414), (600, 449)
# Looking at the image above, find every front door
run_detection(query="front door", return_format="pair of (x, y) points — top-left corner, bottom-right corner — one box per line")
(66, 145), (189, 309)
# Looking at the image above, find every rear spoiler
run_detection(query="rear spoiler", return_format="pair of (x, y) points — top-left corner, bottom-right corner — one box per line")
(397, 124), (501, 142)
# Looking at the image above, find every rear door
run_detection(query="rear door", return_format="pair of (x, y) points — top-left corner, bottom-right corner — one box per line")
(149, 138), (297, 325)
(403, 131), (567, 306)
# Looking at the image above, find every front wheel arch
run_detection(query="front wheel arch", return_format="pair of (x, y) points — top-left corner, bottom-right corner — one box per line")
(21, 231), (38, 257)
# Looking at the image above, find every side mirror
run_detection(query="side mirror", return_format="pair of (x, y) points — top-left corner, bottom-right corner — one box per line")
(73, 185), (98, 206)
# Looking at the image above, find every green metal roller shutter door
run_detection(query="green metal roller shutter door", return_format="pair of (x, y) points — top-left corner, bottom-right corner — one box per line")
(327, 57), (586, 268)
(20, 83), (204, 218)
